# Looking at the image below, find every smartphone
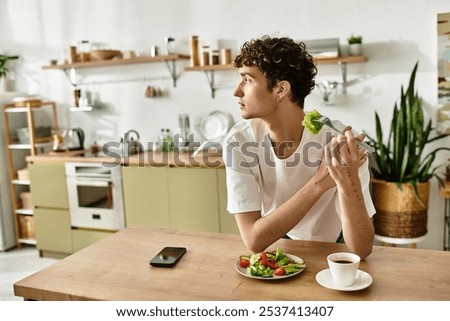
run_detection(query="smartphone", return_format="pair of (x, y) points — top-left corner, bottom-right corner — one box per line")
(149, 247), (187, 267)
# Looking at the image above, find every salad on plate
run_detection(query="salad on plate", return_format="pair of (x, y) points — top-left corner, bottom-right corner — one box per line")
(238, 247), (306, 278)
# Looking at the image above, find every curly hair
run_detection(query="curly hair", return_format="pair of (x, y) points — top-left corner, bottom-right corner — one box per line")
(234, 36), (317, 107)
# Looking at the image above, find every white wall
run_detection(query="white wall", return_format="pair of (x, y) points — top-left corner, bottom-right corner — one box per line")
(1, 0), (450, 250)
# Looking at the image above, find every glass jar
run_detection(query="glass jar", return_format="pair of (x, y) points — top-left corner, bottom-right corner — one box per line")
(201, 46), (210, 66)
(211, 50), (220, 65)
(77, 40), (91, 62)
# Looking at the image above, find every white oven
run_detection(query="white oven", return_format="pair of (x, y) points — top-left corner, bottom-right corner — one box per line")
(65, 162), (125, 230)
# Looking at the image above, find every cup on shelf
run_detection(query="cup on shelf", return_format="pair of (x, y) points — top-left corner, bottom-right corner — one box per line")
(327, 252), (360, 287)
(150, 46), (159, 57)
(164, 37), (175, 55)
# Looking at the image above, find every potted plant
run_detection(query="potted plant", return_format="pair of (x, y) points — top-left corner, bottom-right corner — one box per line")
(365, 62), (450, 239)
(347, 34), (363, 56)
(0, 54), (19, 92)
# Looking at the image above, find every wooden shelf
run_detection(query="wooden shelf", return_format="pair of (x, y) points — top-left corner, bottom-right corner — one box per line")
(3, 101), (59, 249)
(4, 102), (55, 113)
(43, 54), (190, 70)
(18, 238), (37, 245)
(314, 55), (367, 65)
(8, 141), (52, 149)
(185, 64), (235, 72)
(183, 56), (367, 72)
(43, 54), (190, 88)
(16, 209), (34, 215)
(12, 179), (31, 185)
(184, 56), (368, 98)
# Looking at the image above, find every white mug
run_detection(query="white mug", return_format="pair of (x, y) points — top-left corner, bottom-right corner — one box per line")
(327, 252), (360, 287)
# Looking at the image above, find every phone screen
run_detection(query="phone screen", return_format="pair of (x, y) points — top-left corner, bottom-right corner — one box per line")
(150, 247), (187, 267)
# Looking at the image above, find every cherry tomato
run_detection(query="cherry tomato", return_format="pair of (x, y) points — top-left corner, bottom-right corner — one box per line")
(274, 267), (286, 276)
(239, 258), (250, 268)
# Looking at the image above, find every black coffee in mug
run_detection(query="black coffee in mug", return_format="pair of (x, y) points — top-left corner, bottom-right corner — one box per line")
(333, 259), (353, 264)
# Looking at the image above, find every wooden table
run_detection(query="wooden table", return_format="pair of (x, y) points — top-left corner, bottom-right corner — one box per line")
(14, 227), (450, 301)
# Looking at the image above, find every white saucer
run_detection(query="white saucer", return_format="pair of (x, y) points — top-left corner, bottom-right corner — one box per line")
(316, 269), (373, 291)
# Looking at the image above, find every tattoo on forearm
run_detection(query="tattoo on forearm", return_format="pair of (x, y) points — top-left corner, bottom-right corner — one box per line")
(348, 171), (362, 201)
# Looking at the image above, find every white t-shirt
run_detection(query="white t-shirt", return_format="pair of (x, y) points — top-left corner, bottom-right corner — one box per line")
(223, 118), (376, 242)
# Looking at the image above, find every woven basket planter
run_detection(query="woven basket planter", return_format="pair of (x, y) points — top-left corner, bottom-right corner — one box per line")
(371, 178), (430, 238)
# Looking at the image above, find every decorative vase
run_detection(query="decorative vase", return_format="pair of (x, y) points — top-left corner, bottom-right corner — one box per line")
(348, 43), (363, 56)
(371, 178), (429, 238)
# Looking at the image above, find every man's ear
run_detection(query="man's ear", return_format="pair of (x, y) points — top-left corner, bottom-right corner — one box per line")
(276, 80), (291, 100)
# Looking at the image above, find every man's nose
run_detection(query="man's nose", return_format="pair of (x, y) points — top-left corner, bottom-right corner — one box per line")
(234, 85), (243, 97)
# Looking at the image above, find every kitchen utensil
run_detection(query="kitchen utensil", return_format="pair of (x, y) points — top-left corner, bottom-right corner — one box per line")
(178, 113), (190, 148)
(52, 134), (67, 152)
(313, 116), (375, 153)
(124, 129), (143, 155)
(317, 80), (338, 104)
(66, 128), (85, 150)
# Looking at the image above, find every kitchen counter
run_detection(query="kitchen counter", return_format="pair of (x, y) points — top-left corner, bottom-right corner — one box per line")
(26, 149), (224, 168)
(13, 227), (450, 301)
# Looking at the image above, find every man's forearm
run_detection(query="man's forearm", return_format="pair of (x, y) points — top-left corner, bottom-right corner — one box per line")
(338, 185), (374, 260)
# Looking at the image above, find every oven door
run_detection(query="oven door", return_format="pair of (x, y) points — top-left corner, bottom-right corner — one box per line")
(67, 176), (125, 230)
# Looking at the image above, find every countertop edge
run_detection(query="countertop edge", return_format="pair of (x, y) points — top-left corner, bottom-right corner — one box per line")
(26, 151), (225, 168)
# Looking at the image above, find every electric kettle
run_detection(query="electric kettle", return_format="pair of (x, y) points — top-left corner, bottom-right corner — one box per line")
(67, 128), (85, 150)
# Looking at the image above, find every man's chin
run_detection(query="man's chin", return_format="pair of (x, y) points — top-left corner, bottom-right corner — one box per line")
(240, 110), (252, 119)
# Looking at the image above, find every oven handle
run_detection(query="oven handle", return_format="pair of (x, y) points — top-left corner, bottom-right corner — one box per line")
(71, 178), (113, 187)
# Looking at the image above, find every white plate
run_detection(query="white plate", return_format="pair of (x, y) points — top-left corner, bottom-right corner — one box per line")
(235, 253), (305, 280)
(316, 268), (373, 291)
(198, 111), (234, 141)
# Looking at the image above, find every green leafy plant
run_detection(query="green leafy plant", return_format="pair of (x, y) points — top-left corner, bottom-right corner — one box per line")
(365, 62), (450, 189)
(0, 54), (19, 78)
(347, 34), (363, 45)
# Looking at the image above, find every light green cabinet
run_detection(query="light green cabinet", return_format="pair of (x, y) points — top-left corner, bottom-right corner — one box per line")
(72, 229), (115, 252)
(122, 166), (238, 234)
(168, 168), (220, 232)
(29, 162), (117, 256)
(29, 163), (68, 209)
(34, 208), (73, 254)
(122, 166), (171, 228)
(29, 163), (73, 255)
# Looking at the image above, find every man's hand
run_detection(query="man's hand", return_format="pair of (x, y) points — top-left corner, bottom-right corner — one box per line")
(325, 128), (368, 188)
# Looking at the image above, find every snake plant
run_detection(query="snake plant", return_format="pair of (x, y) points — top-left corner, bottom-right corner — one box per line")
(364, 62), (450, 189)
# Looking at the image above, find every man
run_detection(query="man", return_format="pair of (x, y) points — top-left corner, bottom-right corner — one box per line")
(223, 36), (375, 259)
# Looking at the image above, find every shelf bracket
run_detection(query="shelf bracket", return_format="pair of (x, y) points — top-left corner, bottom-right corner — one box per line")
(164, 59), (178, 87)
(64, 63), (180, 88)
(63, 67), (78, 87)
(203, 70), (216, 98)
